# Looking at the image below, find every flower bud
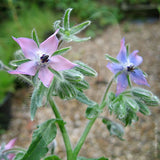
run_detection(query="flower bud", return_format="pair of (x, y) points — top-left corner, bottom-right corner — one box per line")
(123, 97), (139, 112)
(131, 87), (152, 99)
(132, 87), (160, 106)
(74, 61), (97, 77)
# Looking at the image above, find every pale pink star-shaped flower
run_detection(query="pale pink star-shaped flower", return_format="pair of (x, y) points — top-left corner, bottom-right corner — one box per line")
(9, 30), (76, 87)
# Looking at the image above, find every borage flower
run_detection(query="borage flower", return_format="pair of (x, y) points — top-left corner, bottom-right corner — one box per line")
(0, 138), (16, 160)
(9, 30), (76, 87)
(107, 38), (149, 94)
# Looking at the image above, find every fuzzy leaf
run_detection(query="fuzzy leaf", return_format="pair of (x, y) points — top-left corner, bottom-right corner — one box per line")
(53, 20), (61, 30)
(102, 119), (124, 140)
(69, 35), (91, 42)
(31, 28), (39, 47)
(70, 21), (91, 35)
(14, 152), (25, 160)
(49, 68), (63, 79)
(63, 8), (72, 30)
(52, 47), (71, 56)
(105, 54), (120, 63)
(30, 82), (47, 120)
(44, 155), (61, 160)
(10, 59), (30, 67)
(74, 61), (97, 77)
(19, 119), (57, 160)
(86, 104), (101, 119)
(76, 91), (96, 106)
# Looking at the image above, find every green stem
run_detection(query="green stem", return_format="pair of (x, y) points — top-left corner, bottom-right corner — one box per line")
(101, 75), (115, 105)
(3, 64), (33, 85)
(73, 73), (117, 159)
(73, 118), (96, 159)
(49, 96), (73, 160)
(3, 147), (26, 154)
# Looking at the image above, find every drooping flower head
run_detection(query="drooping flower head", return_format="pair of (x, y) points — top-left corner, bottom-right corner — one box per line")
(107, 38), (149, 94)
(0, 138), (16, 160)
(9, 29), (76, 87)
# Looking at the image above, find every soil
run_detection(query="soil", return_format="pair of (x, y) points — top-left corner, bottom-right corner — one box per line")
(1, 20), (160, 160)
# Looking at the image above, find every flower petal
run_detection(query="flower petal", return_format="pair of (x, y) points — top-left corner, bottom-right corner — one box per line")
(107, 62), (123, 74)
(5, 138), (16, 150)
(40, 29), (59, 56)
(116, 73), (128, 94)
(12, 37), (38, 60)
(8, 61), (37, 76)
(129, 50), (143, 67)
(130, 69), (150, 86)
(117, 37), (127, 63)
(38, 67), (54, 87)
(49, 55), (76, 71)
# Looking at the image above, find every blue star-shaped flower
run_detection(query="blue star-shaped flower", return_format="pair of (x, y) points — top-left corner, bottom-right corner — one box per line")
(107, 38), (150, 94)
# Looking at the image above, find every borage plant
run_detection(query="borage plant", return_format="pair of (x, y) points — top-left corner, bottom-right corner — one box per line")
(0, 8), (159, 160)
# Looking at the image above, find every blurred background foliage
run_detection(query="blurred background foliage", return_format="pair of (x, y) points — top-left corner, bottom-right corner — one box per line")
(0, 0), (160, 103)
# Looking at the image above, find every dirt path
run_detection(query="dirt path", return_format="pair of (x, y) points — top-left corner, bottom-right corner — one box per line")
(1, 20), (160, 160)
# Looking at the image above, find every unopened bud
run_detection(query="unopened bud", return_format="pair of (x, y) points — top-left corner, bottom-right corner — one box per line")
(132, 87), (160, 106)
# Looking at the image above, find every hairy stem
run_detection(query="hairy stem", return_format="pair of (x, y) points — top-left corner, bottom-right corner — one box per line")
(73, 74), (118, 159)
(49, 97), (73, 160)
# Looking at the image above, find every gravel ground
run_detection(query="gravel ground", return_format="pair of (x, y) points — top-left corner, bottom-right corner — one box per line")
(1, 20), (160, 160)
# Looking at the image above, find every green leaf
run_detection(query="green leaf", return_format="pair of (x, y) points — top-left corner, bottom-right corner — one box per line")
(78, 157), (109, 160)
(76, 91), (96, 106)
(14, 152), (25, 160)
(105, 54), (119, 63)
(85, 104), (101, 119)
(20, 119), (57, 160)
(53, 20), (61, 30)
(52, 47), (71, 56)
(102, 119), (124, 140)
(70, 21), (91, 35)
(63, 8), (72, 30)
(44, 155), (61, 160)
(30, 82), (47, 120)
(49, 68), (63, 80)
(69, 35), (91, 42)
(10, 59), (30, 67)
(126, 44), (130, 57)
(74, 61), (97, 77)
(107, 92), (116, 104)
(14, 49), (25, 60)
(31, 28), (39, 47)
